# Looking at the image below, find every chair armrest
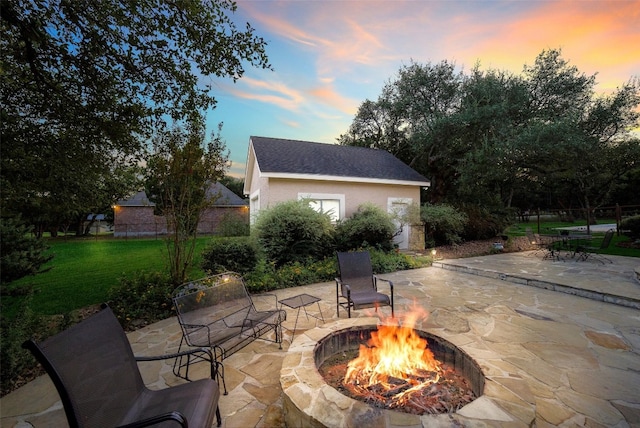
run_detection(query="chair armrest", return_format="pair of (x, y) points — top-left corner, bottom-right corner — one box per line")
(117, 410), (187, 428)
(135, 346), (214, 362)
(375, 277), (394, 292)
(136, 347), (219, 379)
(336, 278), (351, 298)
(251, 293), (278, 309)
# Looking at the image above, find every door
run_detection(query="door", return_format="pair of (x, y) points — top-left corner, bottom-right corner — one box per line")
(388, 198), (410, 250)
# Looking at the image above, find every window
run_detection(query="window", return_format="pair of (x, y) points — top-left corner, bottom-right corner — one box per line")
(309, 199), (340, 222)
(299, 193), (345, 222)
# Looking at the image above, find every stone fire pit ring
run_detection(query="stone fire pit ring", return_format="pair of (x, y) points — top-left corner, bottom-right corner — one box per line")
(280, 317), (536, 427)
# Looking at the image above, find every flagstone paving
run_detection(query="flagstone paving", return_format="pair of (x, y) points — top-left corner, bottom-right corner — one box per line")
(1, 251), (638, 427)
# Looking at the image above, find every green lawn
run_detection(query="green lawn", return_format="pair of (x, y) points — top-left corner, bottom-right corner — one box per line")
(4, 221), (638, 318)
(506, 220), (640, 258)
(5, 237), (210, 316)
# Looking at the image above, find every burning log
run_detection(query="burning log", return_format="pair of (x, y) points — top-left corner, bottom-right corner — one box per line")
(318, 313), (477, 415)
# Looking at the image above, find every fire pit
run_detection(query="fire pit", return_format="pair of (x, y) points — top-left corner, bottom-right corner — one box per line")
(281, 317), (535, 427)
(316, 323), (483, 415)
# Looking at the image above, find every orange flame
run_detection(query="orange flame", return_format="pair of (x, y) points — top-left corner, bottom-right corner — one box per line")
(344, 309), (442, 396)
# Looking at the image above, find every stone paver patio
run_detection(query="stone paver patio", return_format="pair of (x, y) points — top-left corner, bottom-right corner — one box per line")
(1, 251), (639, 427)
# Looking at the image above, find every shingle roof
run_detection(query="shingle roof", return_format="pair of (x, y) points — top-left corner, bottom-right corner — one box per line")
(117, 183), (247, 206)
(250, 136), (429, 184)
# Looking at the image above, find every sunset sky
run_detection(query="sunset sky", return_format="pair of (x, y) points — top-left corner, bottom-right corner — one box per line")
(203, 0), (640, 178)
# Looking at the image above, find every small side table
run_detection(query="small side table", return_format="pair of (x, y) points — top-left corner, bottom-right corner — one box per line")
(279, 293), (325, 342)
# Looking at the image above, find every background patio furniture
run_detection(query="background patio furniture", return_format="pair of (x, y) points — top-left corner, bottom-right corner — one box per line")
(577, 229), (614, 264)
(336, 251), (394, 318)
(23, 304), (222, 428)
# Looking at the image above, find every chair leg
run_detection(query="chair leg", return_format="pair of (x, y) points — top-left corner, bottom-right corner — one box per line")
(215, 405), (222, 427)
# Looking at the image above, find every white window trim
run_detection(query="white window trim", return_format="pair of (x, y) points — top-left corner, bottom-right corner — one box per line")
(298, 192), (345, 221)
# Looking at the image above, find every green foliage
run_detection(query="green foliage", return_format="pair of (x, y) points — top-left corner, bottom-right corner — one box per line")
(620, 215), (640, 239)
(460, 205), (511, 240)
(107, 271), (174, 331)
(253, 200), (335, 266)
(339, 50), (640, 212)
(419, 203), (468, 247)
(244, 258), (334, 293)
(201, 237), (258, 274)
(0, 292), (41, 396)
(0, 216), (53, 285)
(216, 212), (250, 237)
(368, 249), (422, 273)
(335, 203), (397, 252)
(219, 176), (246, 200)
(2, 0), (270, 239)
(145, 120), (229, 285)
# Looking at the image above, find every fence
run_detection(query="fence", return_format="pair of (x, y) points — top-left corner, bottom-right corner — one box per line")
(520, 204), (639, 235)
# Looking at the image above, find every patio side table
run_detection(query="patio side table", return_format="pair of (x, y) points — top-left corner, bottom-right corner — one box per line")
(279, 293), (325, 342)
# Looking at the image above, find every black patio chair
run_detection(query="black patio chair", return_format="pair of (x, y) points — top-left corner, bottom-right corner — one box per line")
(577, 229), (614, 264)
(336, 251), (394, 318)
(23, 304), (222, 428)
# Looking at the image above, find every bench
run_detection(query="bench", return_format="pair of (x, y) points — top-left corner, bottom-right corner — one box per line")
(172, 272), (286, 393)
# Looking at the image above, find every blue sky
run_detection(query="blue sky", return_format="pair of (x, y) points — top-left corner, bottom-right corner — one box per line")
(202, 0), (640, 178)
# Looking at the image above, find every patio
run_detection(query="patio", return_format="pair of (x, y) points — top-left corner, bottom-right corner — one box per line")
(1, 251), (639, 427)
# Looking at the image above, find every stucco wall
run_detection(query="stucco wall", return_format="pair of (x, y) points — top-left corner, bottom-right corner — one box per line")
(249, 177), (424, 250)
(266, 178), (418, 217)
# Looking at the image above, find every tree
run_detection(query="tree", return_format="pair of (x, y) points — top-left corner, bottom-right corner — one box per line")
(339, 60), (464, 202)
(453, 67), (530, 208)
(516, 50), (640, 228)
(340, 50), (640, 224)
(220, 176), (246, 199)
(0, 217), (53, 286)
(145, 120), (230, 285)
(1, 0), (270, 229)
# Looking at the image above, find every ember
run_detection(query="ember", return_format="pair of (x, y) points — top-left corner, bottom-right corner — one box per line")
(318, 312), (476, 415)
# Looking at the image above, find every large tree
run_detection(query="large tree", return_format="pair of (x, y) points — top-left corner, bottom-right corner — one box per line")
(339, 60), (464, 202)
(515, 50), (640, 226)
(340, 50), (640, 220)
(1, 0), (270, 230)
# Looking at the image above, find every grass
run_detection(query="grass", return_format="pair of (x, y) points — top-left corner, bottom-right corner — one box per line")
(3, 237), (210, 317)
(3, 220), (638, 318)
(505, 219), (640, 258)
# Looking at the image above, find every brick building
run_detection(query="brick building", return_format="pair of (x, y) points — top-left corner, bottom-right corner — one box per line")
(113, 183), (248, 238)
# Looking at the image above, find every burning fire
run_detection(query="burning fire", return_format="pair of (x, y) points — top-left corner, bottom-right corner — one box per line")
(343, 310), (447, 409)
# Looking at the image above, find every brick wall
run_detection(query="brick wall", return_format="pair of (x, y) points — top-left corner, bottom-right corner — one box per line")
(114, 205), (248, 237)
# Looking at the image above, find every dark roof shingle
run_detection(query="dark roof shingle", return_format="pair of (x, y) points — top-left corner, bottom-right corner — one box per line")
(250, 136), (429, 183)
(117, 183), (247, 206)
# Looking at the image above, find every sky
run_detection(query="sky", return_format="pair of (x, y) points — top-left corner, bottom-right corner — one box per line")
(202, 0), (640, 178)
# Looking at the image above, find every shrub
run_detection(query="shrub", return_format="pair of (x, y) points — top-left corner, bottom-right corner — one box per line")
(368, 249), (419, 273)
(620, 215), (640, 239)
(336, 203), (397, 252)
(107, 271), (174, 330)
(253, 199), (335, 266)
(244, 257), (337, 294)
(420, 203), (468, 247)
(0, 216), (53, 285)
(459, 205), (511, 241)
(0, 292), (41, 396)
(201, 237), (258, 274)
(216, 212), (249, 237)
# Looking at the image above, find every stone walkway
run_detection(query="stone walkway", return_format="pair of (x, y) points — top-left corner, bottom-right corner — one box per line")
(1, 251), (639, 427)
